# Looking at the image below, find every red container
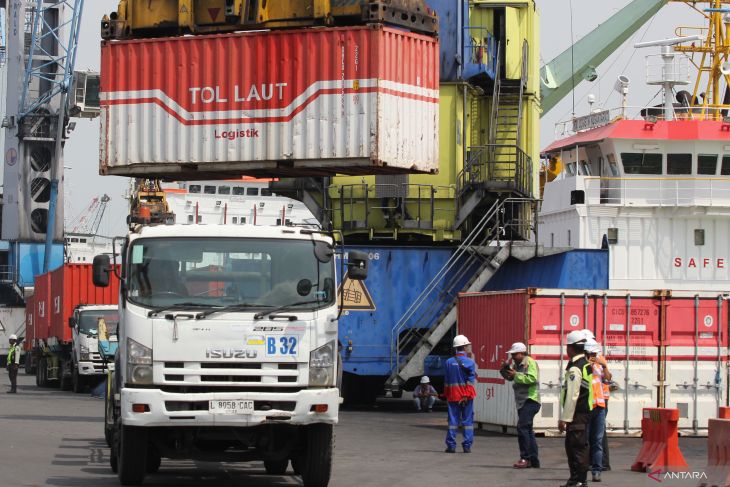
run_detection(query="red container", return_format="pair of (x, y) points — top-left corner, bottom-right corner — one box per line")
(100, 25), (440, 179)
(458, 289), (664, 363)
(27, 264), (120, 344)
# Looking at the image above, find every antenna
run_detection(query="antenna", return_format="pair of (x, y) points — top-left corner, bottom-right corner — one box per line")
(635, 36), (702, 121)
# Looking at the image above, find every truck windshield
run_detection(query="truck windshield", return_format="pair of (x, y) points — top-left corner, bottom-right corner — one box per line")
(79, 310), (120, 337)
(127, 237), (335, 310)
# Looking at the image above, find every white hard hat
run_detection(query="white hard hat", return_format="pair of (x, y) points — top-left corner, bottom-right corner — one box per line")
(453, 335), (471, 348)
(507, 342), (527, 354)
(420, 376), (430, 384)
(566, 330), (587, 345)
(584, 339), (601, 354)
(582, 329), (596, 340)
(9, 334), (17, 341)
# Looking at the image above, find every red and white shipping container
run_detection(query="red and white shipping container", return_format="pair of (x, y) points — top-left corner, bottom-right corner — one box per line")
(26, 264), (120, 348)
(100, 25), (439, 179)
(458, 289), (729, 435)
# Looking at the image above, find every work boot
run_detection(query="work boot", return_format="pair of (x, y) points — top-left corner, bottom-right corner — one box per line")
(463, 446), (471, 453)
(513, 459), (530, 468)
(444, 447), (456, 454)
(592, 472), (602, 482)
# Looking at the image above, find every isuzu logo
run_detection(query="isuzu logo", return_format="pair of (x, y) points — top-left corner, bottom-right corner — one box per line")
(205, 348), (257, 359)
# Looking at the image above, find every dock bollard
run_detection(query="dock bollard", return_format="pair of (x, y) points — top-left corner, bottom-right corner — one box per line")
(631, 408), (688, 472)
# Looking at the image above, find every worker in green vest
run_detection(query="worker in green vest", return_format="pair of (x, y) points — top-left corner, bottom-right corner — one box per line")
(6, 334), (20, 393)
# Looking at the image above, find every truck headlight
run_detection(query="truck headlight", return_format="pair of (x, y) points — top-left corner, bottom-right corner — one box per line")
(309, 340), (335, 387)
(80, 345), (90, 361)
(127, 338), (153, 385)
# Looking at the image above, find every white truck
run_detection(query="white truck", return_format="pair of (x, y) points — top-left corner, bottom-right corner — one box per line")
(92, 223), (367, 486)
(68, 305), (119, 392)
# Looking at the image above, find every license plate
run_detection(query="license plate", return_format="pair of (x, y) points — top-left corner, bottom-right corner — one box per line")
(209, 400), (254, 415)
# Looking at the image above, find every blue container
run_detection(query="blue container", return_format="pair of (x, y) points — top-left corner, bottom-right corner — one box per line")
(483, 249), (609, 291)
(338, 246), (461, 379)
(8, 242), (65, 288)
(430, 0), (497, 82)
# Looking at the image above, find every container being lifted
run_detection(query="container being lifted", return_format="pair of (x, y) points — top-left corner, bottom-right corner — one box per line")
(101, 0), (439, 39)
(100, 25), (440, 180)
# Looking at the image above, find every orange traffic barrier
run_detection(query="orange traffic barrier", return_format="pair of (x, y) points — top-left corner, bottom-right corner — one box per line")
(720, 407), (730, 419)
(631, 408), (688, 472)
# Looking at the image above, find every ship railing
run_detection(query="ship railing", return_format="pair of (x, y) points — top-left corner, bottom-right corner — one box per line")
(334, 183), (456, 232)
(579, 176), (730, 206)
(644, 53), (690, 85)
(554, 104), (730, 138)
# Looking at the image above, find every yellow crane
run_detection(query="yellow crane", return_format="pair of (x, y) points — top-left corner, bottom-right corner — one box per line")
(102, 0), (438, 40)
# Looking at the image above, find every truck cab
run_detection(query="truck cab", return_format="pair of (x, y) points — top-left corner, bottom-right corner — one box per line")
(93, 224), (366, 486)
(69, 305), (119, 392)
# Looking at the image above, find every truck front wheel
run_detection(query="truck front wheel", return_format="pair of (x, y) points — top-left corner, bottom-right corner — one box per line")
(117, 426), (148, 485)
(300, 424), (333, 487)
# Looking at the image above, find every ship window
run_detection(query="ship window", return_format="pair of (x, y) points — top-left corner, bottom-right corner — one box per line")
(187, 215), (194, 224)
(667, 153), (692, 175)
(232, 217), (238, 224)
(261, 188), (272, 196)
(197, 215), (203, 223)
(247, 187), (259, 196)
(189, 185), (201, 194)
(722, 156), (730, 175)
(240, 217), (246, 224)
(698, 154), (718, 175)
(565, 163), (576, 177)
(606, 154), (620, 176)
(232, 187), (246, 195)
(578, 161), (592, 176)
(218, 186), (231, 195)
(621, 153), (662, 175)
(204, 185), (217, 194)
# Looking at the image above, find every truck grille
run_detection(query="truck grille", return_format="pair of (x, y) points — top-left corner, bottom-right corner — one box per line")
(158, 361), (303, 387)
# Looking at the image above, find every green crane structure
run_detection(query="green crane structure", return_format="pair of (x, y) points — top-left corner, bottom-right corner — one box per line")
(540, 0), (668, 115)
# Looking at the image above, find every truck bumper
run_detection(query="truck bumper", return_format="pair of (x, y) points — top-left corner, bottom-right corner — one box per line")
(77, 361), (108, 376)
(120, 387), (340, 427)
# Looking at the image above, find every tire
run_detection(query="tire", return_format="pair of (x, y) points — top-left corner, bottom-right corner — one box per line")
(110, 442), (118, 473)
(35, 357), (42, 387)
(72, 365), (83, 393)
(60, 362), (72, 391)
(300, 424), (333, 487)
(146, 447), (161, 474)
(264, 459), (289, 475)
(117, 426), (148, 486)
(24, 353), (35, 375)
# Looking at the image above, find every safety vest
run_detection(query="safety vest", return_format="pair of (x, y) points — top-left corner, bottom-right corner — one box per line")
(560, 355), (594, 414)
(591, 362), (606, 408)
(7, 344), (17, 366)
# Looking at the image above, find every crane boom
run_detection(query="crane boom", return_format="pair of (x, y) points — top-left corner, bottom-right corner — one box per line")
(540, 0), (668, 115)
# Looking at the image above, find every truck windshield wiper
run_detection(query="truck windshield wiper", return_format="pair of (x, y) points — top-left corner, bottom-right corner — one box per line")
(196, 303), (272, 319)
(147, 302), (219, 317)
(254, 300), (325, 320)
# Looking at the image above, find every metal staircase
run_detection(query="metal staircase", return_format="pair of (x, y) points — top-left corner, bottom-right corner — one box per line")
(456, 41), (532, 229)
(385, 198), (535, 391)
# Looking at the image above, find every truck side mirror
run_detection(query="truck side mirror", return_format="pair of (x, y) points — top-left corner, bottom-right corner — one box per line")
(68, 317), (76, 329)
(346, 251), (368, 281)
(93, 255), (111, 287)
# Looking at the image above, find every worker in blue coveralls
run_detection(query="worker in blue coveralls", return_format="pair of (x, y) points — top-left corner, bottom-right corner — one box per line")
(443, 334), (477, 453)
